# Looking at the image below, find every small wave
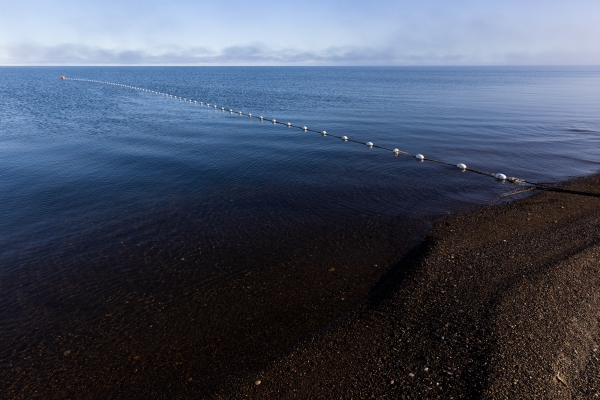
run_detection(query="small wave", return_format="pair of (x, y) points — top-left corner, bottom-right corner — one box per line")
(567, 128), (597, 133)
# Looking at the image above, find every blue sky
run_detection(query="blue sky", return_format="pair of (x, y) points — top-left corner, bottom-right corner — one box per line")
(1, 0), (599, 65)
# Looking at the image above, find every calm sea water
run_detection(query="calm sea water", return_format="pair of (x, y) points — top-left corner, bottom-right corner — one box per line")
(3, 67), (600, 255)
(1, 67), (600, 390)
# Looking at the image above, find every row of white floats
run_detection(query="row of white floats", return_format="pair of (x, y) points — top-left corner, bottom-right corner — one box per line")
(64, 77), (515, 182)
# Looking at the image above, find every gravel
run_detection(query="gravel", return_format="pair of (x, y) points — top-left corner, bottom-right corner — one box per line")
(214, 174), (600, 399)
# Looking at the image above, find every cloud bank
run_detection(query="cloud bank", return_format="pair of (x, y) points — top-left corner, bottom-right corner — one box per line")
(3, 43), (600, 66)
(2, 0), (600, 66)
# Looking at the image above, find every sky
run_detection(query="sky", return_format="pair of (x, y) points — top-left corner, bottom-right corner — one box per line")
(1, 0), (600, 66)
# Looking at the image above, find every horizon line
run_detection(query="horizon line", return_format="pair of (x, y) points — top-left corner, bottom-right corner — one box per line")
(2, 64), (600, 67)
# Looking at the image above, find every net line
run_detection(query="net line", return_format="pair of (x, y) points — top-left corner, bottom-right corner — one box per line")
(62, 77), (600, 198)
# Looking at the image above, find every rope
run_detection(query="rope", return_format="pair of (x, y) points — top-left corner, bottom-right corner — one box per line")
(61, 77), (600, 199)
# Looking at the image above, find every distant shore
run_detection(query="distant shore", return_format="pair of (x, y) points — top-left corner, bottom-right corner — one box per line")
(215, 172), (600, 399)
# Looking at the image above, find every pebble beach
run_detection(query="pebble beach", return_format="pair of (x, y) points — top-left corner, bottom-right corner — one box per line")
(215, 173), (600, 399)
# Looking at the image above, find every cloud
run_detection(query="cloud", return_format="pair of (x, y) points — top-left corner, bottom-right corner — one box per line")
(2, 43), (599, 66)
(0, 42), (467, 66)
(1, 43), (213, 65)
(0, 44), (404, 65)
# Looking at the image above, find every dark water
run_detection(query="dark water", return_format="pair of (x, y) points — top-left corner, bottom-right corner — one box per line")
(1, 67), (600, 394)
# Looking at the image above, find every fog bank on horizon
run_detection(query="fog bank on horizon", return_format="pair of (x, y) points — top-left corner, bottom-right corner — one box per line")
(1, 0), (599, 66)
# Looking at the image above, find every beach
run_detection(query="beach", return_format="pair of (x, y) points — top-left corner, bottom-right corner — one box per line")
(214, 173), (600, 399)
(3, 174), (600, 398)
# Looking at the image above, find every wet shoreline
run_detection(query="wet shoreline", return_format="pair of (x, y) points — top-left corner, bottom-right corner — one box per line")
(215, 173), (600, 398)
(1, 212), (428, 398)
(3, 174), (600, 398)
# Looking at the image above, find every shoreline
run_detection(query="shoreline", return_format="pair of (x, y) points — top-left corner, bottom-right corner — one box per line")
(1, 214), (427, 397)
(3, 173), (599, 398)
(215, 173), (600, 398)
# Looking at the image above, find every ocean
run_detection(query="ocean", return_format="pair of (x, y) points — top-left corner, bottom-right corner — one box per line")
(1, 66), (600, 393)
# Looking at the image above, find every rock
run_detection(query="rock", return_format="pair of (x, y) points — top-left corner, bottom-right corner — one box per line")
(328, 268), (335, 272)
(255, 380), (261, 386)
(556, 373), (568, 387)
(63, 350), (71, 356)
